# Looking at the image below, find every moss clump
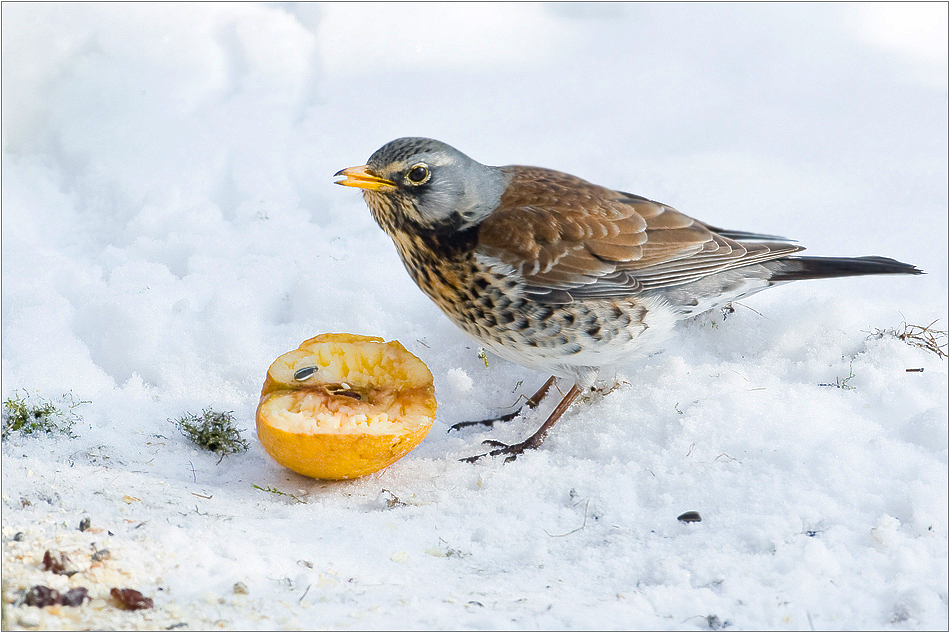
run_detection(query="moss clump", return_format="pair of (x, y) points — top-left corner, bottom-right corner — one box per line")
(2, 391), (86, 440)
(173, 409), (248, 458)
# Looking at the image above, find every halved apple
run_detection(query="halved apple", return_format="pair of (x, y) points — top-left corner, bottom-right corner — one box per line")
(256, 333), (436, 480)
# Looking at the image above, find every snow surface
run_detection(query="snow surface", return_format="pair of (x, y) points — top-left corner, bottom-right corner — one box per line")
(2, 3), (948, 630)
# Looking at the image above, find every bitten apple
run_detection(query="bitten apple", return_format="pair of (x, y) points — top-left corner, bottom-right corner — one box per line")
(256, 333), (436, 480)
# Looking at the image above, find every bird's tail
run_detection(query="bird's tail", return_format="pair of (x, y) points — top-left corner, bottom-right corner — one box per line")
(768, 256), (923, 282)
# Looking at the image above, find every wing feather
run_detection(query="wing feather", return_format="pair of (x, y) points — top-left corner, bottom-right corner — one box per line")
(477, 167), (804, 302)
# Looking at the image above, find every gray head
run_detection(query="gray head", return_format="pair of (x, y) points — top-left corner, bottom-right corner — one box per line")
(336, 137), (510, 232)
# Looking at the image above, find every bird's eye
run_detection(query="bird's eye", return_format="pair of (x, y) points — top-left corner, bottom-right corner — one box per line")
(406, 164), (430, 185)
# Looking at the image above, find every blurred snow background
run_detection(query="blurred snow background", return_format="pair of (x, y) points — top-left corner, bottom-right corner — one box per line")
(2, 3), (947, 629)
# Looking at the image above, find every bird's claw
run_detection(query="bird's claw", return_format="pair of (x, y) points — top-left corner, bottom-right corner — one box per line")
(458, 438), (536, 464)
(447, 409), (522, 433)
(447, 419), (497, 433)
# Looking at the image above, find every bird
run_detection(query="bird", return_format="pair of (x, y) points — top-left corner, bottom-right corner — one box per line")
(334, 137), (922, 462)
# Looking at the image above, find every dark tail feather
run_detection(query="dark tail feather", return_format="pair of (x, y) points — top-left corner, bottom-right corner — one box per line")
(769, 256), (924, 282)
(702, 223), (794, 242)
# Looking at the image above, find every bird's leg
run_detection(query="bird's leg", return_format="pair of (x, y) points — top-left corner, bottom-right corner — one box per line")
(448, 376), (557, 432)
(462, 383), (582, 463)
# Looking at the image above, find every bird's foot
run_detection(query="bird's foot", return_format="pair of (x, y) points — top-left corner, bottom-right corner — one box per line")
(460, 438), (540, 464)
(448, 376), (558, 434)
(459, 382), (582, 465)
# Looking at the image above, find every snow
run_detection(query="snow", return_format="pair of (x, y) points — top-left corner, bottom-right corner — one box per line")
(2, 3), (947, 630)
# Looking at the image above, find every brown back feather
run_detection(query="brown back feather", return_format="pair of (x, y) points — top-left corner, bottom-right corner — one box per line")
(477, 166), (802, 301)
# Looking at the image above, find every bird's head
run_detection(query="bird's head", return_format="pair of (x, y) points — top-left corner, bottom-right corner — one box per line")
(335, 137), (509, 234)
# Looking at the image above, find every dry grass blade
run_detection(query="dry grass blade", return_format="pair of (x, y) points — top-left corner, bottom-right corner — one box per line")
(868, 319), (948, 360)
(895, 320), (948, 360)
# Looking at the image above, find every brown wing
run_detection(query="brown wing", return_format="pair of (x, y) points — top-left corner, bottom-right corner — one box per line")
(477, 166), (803, 303)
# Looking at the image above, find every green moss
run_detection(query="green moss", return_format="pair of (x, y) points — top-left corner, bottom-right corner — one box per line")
(252, 484), (304, 504)
(173, 409), (248, 458)
(1, 391), (86, 440)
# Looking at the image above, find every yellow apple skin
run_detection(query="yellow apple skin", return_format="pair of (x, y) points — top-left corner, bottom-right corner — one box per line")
(256, 334), (436, 480)
(256, 414), (433, 480)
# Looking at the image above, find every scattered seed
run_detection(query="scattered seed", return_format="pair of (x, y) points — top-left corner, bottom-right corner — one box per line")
(79, 517), (92, 532)
(233, 581), (249, 595)
(92, 549), (111, 562)
(60, 587), (89, 607)
(111, 587), (153, 610)
(20, 586), (89, 609)
(25, 585), (61, 607)
(294, 366), (319, 381)
(41, 549), (74, 575)
(677, 511), (702, 523)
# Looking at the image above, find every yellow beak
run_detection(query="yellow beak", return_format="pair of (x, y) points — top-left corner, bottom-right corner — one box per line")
(333, 165), (396, 191)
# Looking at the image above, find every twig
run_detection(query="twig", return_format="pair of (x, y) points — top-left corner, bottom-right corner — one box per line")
(545, 499), (590, 537)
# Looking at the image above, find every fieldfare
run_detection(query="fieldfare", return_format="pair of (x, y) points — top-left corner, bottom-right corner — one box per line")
(335, 138), (922, 462)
